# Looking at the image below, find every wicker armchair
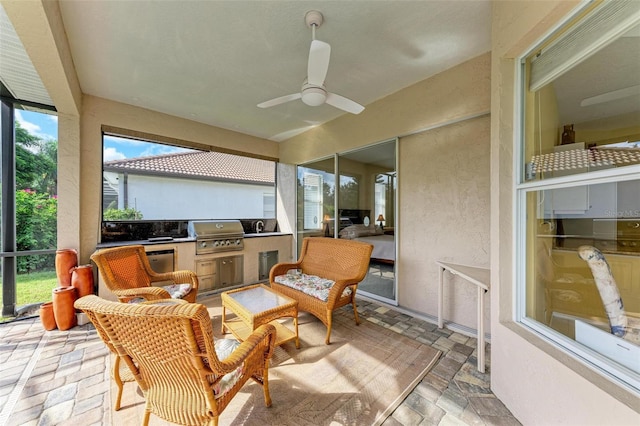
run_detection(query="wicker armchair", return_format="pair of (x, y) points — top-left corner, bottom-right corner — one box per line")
(269, 237), (373, 344)
(75, 295), (277, 426)
(91, 245), (199, 303)
(81, 300), (137, 411)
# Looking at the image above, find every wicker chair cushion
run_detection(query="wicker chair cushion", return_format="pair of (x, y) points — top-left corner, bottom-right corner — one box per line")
(126, 284), (193, 304)
(274, 272), (352, 302)
(213, 338), (243, 398)
(163, 283), (193, 299)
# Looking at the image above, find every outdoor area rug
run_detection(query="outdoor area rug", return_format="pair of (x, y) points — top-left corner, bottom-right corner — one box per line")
(112, 294), (441, 425)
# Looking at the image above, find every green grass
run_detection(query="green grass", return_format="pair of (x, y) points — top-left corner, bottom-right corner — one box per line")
(16, 269), (58, 305)
(0, 270), (58, 321)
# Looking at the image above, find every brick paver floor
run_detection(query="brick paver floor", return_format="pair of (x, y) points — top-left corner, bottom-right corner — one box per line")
(0, 297), (520, 426)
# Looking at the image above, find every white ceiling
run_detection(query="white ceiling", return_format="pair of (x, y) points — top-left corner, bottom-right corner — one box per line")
(51, 1), (492, 142)
(554, 26), (640, 128)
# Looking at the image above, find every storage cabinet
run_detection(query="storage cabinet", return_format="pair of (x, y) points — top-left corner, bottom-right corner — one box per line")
(194, 254), (244, 292)
(195, 258), (217, 292)
(218, 255), (243, 288)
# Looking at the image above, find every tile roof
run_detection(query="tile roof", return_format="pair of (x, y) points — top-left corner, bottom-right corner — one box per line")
(103, 150), (275, 184)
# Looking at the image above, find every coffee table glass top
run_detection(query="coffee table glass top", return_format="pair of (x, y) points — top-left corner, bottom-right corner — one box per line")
(226, 285), (295, 314)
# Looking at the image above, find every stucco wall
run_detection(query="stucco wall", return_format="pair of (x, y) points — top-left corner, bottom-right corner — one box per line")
(106, 173), (273, 220)
(280, 53), (492, 331)
(491, 0), (639, 422)
(399, 115), (490, 324)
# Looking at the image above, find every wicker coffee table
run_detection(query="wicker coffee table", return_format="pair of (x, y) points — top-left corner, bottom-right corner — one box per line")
(221, 284), (300, 348)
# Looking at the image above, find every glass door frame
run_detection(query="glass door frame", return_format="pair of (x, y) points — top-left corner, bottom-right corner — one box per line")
(296, 138), (398, 305)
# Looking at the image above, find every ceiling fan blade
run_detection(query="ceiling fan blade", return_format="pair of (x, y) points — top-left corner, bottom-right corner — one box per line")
(307, 40), (331, 86)
(326, 92), (365, 114)
(257, 93), (302, 108)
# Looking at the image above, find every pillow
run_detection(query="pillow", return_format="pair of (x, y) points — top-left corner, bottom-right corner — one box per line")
(339, 224), (378, 239)
(213, 338), (243, 398)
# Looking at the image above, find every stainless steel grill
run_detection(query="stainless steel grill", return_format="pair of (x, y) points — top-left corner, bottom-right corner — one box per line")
(188, 220), (244, 255)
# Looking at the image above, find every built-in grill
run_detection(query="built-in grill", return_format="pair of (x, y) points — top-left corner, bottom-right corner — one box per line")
(188, 220), (245, 255)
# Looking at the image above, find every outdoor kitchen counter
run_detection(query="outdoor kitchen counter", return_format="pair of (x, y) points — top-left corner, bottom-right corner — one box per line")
(96, 233), (291, 248)
(95, 233), (294, 299)
(244, 232), (291, 238)
(96, 237), (195, 249)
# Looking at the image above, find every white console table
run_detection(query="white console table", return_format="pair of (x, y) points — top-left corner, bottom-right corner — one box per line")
(436, 261), (490, 373)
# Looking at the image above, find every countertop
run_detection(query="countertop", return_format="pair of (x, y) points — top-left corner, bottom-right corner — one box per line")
(96, 232), (292, 249)
(243, 232), (291, 238)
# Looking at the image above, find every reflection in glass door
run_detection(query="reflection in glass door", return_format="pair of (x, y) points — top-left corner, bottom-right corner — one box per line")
(296, 140), (397, 303)
(296, 157), (335, 254)
(338, 139), (397, 303)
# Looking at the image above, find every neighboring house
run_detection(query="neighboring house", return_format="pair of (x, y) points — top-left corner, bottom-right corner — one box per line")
(103, 150), (276, 219)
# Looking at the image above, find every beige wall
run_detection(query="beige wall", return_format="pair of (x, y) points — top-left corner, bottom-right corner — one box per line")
(399, 115), (490, 322)
(491, 0), (639, 422)
(281, 53), (492, 330)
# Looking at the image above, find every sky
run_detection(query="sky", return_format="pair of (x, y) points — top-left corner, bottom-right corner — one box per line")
(15, 110), (57, 141)
(16, 109), (192, 161)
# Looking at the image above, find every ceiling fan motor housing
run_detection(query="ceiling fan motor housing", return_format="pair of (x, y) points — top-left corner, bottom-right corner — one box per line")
(301, 85), (327, 106)
(305, 10), (324, 28)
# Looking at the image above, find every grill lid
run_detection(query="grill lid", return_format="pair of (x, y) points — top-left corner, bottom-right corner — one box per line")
(188, 220), (244, 238)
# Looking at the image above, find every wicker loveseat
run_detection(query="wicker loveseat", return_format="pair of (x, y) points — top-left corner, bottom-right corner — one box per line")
(269, 237), (373, 344)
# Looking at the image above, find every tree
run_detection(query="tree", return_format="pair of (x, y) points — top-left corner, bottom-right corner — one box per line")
(15, 121), (39, 190)
(15, 121), (57, 194)
(16, 189), (57, 272)
(14, 120), (58, 272)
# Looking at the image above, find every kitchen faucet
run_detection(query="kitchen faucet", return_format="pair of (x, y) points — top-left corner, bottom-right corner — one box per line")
(255, 220), (264, 233)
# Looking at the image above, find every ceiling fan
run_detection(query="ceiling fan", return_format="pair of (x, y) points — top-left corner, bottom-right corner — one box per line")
(257, 10), (365, 115)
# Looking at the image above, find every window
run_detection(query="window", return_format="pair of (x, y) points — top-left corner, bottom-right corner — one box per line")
(297, 159), (335, 246)
(517, 2), (640, 391)
(375, 172), (395, 229)
(302, 172), (323, 230)
(102, 134), (276, 221)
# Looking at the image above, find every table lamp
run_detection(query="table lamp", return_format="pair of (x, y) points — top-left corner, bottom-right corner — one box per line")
(323, 214), (331, 236)
(377, 214), (385, 230)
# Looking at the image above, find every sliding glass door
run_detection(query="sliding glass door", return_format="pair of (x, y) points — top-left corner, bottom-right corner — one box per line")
(338, 140), (396, 303)
(297, 139), (397, 303)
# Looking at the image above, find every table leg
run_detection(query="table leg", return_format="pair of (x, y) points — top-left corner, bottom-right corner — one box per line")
(477, 286), (485, 373)
(221, 305), (226, 334)
(438, 266), (444, 328)
(294, 312), (300, 349)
